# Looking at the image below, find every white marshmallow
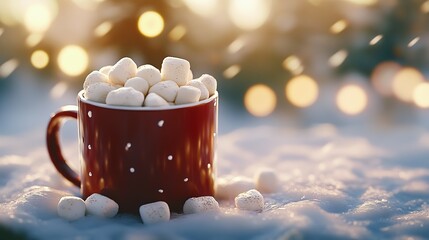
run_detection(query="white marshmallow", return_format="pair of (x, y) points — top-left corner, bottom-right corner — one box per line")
(139, 201), (170, 224)
(85, 193), (119, 218)
(109, 57), (137, 85)
(199, 74), (217, 96)
(234, 189), (264, 212)
(183, 196), (220, 214)
(84, 82), (116, 103)
(57, 196), (86, 221)
(161, 57), (190, 86)
(106, 87), (144, 107)
(187, 80), (209, 100)
(144, 93), (169, 107)
(187, 69), (193, 81)
(215, 177), (255, 200)
(149, 80), (179, 102)
(255, 169), (280, 193)
(175, 86), (201, 105)
(99, 65), (112, 75)
(83, 71), (110, 89)
(136, 64), (161, 87)
(125, 77), (149, 95)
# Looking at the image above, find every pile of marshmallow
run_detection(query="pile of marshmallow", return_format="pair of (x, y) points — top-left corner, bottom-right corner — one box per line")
(83, 57), (217, 107)
(57, 169), (279, 224)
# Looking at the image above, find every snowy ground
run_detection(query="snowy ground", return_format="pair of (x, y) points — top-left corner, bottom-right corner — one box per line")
(1, 74), (429, 239)
(1, 123), (429, 239)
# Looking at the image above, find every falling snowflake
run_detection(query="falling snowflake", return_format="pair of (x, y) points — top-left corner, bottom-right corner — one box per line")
(158, 120), (164, 127)
(125, 143), (132, 151)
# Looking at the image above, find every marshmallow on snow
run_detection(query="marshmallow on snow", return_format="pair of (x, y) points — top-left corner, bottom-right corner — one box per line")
(85, 193), (119, 218)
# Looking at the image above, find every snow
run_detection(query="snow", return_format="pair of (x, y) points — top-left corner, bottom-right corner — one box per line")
(1, 124), (429, 239)
(1, 74), (429, 239)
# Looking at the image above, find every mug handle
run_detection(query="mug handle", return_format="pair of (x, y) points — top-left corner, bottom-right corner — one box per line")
(46, 105), (81, 187)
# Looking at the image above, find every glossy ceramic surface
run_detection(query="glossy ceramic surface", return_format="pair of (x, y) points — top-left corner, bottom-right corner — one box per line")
(47, 91), (218, 213)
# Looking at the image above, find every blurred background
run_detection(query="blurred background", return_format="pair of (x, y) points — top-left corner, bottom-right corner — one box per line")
(1, 0), (429, 136)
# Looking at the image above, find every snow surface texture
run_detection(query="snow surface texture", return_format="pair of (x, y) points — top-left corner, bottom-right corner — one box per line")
(1, 125), (429, 239)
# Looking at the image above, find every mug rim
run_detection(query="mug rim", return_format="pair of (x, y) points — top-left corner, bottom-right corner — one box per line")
(78, 90), (218, 111)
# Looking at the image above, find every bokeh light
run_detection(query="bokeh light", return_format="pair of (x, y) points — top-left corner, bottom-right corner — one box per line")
(370, 61), (401, 96)
(346, 0), (377, 5)
(282, 55), (303, 75)
(244, 84), (276, 117)
(26, 33), (44, 47)
(228, 37), (246, 54)
(31, 50), (49, 69)
(223, 65), (241, 79)
(422, 1), (429, 13)
(408, 37), (419, 48)
(228, 0), (271, 31)
(72, 0), (104, 10)
(137, 11), (164, 38)
(336, 85), (368, 115)
(392, 67), (424, 102)
(183, 0), (218, 17)
(413, 82), (429, 108)
(169, 25), (187, 41)
(50, 82), (68, 99)
(94, 21), (113, 37)
(57, 45), (89, 77)
(369, 35), (383, 45)
(329, 50), (348, 67)
(330, 20), (348, 34)
(285, 75), (319, 108)
(0, 59), (19, 78)
(23, 1), (58, 33)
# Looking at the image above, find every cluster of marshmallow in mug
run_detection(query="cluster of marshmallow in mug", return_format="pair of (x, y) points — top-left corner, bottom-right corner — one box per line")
(57, 169), (279, 223)
(83, 56), (217, 107)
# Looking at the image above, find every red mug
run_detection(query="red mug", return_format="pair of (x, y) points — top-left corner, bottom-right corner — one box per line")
(47, 90), (218, 213)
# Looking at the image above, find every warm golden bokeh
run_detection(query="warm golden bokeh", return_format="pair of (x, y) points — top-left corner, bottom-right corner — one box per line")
(244, 84), (276, 117)
(23, 1), (57, 33)
(26, 33), (44, 48)
(282, 55), (303, 75)
(330, 20), (348, 34)
(228, 0), (271, 30)
(31, 50), (49, 69)
(413, 82), (429, 108)
(392, 67), (424, 102)
(94, 21), (113, 37)
(329, 50), (348, 67)
(169, 25), (187, 41)
(223, 65), (241, 79)
(347, 0), (378, 5)
(336, 85), (368, 115)
(137, 11), (164, 38)
(285, 75), (318, 108)
(0, 59), (19, 78)
(370, 61), (401, 96)
(422, 0), (429, 13)
(57, 45), (89, 77)
(183, 0), (218, 17)
(228, 37), (246, 54)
